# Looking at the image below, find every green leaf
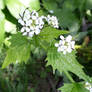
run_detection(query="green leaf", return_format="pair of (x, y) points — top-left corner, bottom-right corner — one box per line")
(0, 10), (5, 47)
(74, 32), (88, 41)
(62, 0), (76, 11)
(43, 0), (58, 12)
(59, 83), (89, 92)
(5, 0), (40, 18)
(77, 0), (86, 11)
(69, 22), (80, 35)
(43, 0), (86, 13)
(5, 19), (16, 34)
(32, 36), (50, 51)
(19, 0), (40, 10)
(0, 0), (5, 9)
(62, 0), (86, 11)
(46, 47), (89, 81)
(5, 0), (24, 19)
(2, 33), (31, 68)
(86, 0), (92, 9)
(39, 27), (69, 42)
(55, 9), (79, 28)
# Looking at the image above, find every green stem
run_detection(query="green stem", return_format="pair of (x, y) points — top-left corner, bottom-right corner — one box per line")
(75, 45), (82, 49)
(64, 71), (75, 83)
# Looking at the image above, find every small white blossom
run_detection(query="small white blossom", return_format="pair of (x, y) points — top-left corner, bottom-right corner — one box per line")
(18, 18), (25, 26)
(23, 9), (31, 21)
(26, 20), (32, 26)
(60, 35), (64, 40)
(85, 82), (92, 92)
(34, 27), (41, 35)
(31, 10), (39, 19)
(40, 16), (47, 20)
(66, 35), (72, 42)
(55, 35), (75, 54)
(25, 27), (30, 32)
(29, 31), (34, 37)
(46, 15), (59, 28)
(22, 32), (27, 36)
(90, 88), (92, 92)
(20, 27), (25, 32)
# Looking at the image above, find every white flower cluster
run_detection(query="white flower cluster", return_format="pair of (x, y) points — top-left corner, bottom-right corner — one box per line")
(85, 82), (92, 92)
(46, 15), (59, 28)
(18, 9), (44, 37)
(18, 9), (59, 37)
(55, 35), (75, 54)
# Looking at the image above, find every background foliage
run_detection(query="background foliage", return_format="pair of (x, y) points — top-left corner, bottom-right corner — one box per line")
(0, 0), (92, 92)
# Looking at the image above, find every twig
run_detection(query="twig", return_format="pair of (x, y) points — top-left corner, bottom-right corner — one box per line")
(47, 73), (57, 92)
(41, 66), (57, 92)
(82, 18), (87, 31)
(87, 23), (92, 29)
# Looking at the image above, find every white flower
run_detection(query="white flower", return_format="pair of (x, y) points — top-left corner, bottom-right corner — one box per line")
(55, 35), (75, 54)
(31, 10), (39, 20)
(90, 88), (92, 92)
(46, 15), (59, 28)
(85, 82), (92, 92)
(20, 27), (25, 32)
(22, 32), (27, 36)
(24, 9), (31, 20)
(34, 27), (41, 35)
(18, 18), (25, 26)
(25, 27), (30, 32)
(26, 20), (32, 26)
(29, 31), (34, 37)
(40, 16), (47, 20)
(60, 35), (64, 40)
(35, 17), (44, 29)
(66, 35), (72, 42)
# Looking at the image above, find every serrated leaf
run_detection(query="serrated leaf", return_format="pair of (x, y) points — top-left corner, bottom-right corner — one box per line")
(59, 83), (89, 92)
(46, 47), (89, 81)
(2, 33), (31, 68)
(0, 10), (5, 47)
(5, 0), (40, 18)
(32, 36), (50, 51)
(39, 27), (69, 42)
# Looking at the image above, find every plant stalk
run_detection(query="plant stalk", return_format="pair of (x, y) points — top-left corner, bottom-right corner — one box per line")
(64, 71), (75, 83)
